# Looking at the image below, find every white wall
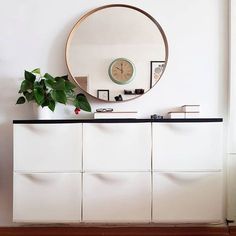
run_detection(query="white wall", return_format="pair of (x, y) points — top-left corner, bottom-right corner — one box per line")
(229, 0), (236, 153)
(227, 0), (236, 224)
(0, 0), (228, 226)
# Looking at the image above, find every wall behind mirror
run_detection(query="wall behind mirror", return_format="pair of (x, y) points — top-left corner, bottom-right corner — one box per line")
(66, 5), (168, 102)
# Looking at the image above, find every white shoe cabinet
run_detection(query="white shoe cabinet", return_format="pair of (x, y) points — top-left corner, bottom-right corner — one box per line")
(13, 119), (223, 224)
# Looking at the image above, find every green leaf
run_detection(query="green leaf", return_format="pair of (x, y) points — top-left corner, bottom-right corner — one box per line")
(20, 80), (33, 92)
(39, 80), (47, 90)
(33, 87), (45, 105)
(76, 93), (85, 98)
(23, 91), (34, 102)
(45, 79), (56, 89)
(41, 99), (49, 108)
(34, 81), (43, 89)
(51, 90), (67, 104)
(31, 68), (41, 74)
(42, 94), (56, 111)
(25, 70), (36, 83)
(54, 78), (65, 90)
(74, 94), (91, 112)
(41, 93), (50, 108)
(65, 80), (76, 91)
(55, 75), (68, 81)
(48, 100), (56, 111)
(61, 75), (69, 81)
(44, 73), (54, 81)
(16, 96), (26, 104)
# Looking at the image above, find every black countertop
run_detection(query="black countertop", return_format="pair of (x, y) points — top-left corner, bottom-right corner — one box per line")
(13, 118), (223, 124)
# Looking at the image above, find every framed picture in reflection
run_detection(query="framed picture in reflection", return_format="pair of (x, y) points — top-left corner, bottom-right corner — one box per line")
(150, 61), (165, 88)
(97, 90), (110, 101)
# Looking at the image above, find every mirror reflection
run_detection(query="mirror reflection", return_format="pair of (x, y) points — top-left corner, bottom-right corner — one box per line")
(66, 4), (168, 102)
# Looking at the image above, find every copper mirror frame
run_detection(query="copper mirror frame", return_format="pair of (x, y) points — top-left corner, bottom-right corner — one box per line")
(65, 4), (169, 102)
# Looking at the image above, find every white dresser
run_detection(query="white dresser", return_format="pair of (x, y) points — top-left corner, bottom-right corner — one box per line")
(13, 119), (223, 224)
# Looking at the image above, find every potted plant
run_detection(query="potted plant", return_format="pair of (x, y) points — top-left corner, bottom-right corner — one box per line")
(16, 68), (91, 116)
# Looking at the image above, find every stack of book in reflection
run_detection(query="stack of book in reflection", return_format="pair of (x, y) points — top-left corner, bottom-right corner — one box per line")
(168, 105), (200, 118)
(94, 111), (138, 119)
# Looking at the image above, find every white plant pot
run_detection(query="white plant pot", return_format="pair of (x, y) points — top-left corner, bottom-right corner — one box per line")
(32, 103), (83, 119)
(33, 104), (54, 119)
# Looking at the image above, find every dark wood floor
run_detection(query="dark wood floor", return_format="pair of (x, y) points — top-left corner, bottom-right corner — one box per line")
(0, 227), (236, 236)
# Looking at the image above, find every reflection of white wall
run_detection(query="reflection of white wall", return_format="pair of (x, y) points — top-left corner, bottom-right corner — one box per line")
(69, 44), (164, 100)
(70, 7), (164, 45)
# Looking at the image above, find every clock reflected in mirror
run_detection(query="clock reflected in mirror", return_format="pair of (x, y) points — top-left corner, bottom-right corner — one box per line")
(108, 58), (135, 85)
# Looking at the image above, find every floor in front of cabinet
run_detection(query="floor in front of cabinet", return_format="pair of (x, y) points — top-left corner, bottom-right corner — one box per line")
(0, 226), (236, 236)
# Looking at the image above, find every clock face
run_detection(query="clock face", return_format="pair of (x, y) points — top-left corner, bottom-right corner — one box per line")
(109, 58), (135, 84)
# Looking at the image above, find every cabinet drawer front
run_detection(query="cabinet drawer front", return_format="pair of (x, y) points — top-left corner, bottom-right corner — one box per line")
(83, 123), (151, 171)
(13, 173), (81, 223)
(153, 123), (223, 171)
(83, 172), (151, 223)
(14, 124), (82, 172)
(153, 172), (224, 223)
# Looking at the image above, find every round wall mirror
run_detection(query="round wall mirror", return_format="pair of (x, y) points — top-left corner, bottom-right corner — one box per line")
(66, 4), (168, 102)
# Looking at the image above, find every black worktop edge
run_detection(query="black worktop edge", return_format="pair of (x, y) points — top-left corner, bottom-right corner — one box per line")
(13, 118), (223, 124)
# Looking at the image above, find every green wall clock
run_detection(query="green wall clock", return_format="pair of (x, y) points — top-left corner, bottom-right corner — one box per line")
(108, 58), (135, 85)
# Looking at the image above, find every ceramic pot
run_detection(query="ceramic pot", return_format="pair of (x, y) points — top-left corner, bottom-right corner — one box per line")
(32, 104), (53, 119)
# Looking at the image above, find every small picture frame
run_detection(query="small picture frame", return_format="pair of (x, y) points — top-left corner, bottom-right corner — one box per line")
(97, 89), (110, 101)
(150, 61), (166, 88)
